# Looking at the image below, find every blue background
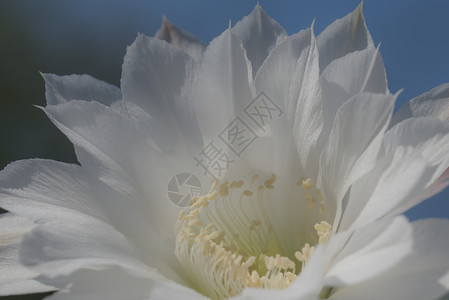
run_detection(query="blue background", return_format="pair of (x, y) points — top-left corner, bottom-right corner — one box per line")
(0, 0), (448, 225)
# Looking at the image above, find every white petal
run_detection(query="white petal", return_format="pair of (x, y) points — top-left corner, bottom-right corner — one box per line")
(0, 159), (182, 282)
(121, 34), (202, 148)
(232, 4), (286, 77)
(254, 28), (321, 178)
(42, 267), (207, 300)
(318, 47), (387, 153)
(317, 2), (374, 72)
(318, 92), (396, 224)
(373, 117), (449, 215)
(42, 73), (121, 106)
(339, 148), (433, 231)
(0, 159), (109, 224)
(325, 216), (413, 286)
(254, 28), (311, 113)
(191, 28), (254, 140)
(290, 30), (323, 179)
(321, 47), (387, 100)
(391, 83), (449, 126)
(0, 213), (54, 295)
(43, 101), (186, 244)
(155, 16), (206, 61)
(413, 167), (449, 209)
(383, 118), (449, 185)
(21, 220), (153, 279)
(329, 218), (449, 300)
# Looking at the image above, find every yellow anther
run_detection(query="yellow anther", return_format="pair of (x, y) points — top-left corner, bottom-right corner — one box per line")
(204, 223), (215, 231)
(265, 256), (275, 270)
(243, 190), (253, 196)
(181, 226), (192, 236)
(235, 255), (243, 265)
(188, 219), (204, 227)
(251, 174), (259, 182)
(302, 178), (313, 190)
(192, 196), (208, 208)
(211, 179), (219, 191)
(295, 243), (315, 263)
(206, 231), (221, 241)
(178, 210), (185, 220)
(264, 174), (276, 189)
(235, 180), (244, 188)
(189, 196), (199, 205)
(252, 220), (261, 226)
(208, 191), (218, 200)
(218, 181), (229, 196)
(245, 256), (256, 267)
(314, 221), (332, 244)
(257, 185), (264, 191)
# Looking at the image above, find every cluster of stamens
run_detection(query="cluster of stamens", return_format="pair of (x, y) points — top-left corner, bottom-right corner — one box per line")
(175, 174), (331, 300)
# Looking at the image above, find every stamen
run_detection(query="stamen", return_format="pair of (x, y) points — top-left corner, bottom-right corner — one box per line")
(175, 175), (332, 299)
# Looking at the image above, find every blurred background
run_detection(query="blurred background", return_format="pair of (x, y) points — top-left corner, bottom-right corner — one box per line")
(0, 0), (448, 299)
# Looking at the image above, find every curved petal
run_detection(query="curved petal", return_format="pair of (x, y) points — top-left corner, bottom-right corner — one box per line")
(371, 117), (449, 216)
(254, 28), (321, 178)
(155, 16), (206, 61)
(121, 34), (202, 148)
(318, 92), (396, 225)
(42, 101), (189, 244)
(191, 28), (254, 140)
(338, 149), (433, 231)
(316, 2), (374, 72)
(20, 220), (154, 280)
(42, 73), (121, 106)
(318, 47), (388, 154)
(0, 213), (54, 296)
(321, 47), (387, 102)
(41, 267), (207, 300)
(290, 30), (323, 179)
(325, 216), (413, 286)
(232, 4), (286, 77)
(0, 159), (183, 283)
(256, 26), (322, 179)
(254, 28), (311, 112)
(328, 218), (449, 300)
(392, 83), (449, 127)
(383, 118), (449, 185)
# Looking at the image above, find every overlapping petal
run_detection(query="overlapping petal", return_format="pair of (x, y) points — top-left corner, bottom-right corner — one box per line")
(232, 4), (286, 76)
(191, 28), (254, 140)
(328, 218), (449, 300)
(0, 213), (54, 296)
(392, 83), (449, 126)
(156, 16), (206, 61)
(42, 73), (122, 106)
(316, 3), (374, 71)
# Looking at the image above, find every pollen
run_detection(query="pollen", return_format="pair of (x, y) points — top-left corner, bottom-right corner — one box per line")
(175, 175), (332, 300)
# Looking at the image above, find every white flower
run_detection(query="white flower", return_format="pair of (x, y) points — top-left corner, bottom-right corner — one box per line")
(1, 3), (449, 300)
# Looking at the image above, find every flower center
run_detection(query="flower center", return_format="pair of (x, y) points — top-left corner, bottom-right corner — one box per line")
(175, 174), (331, 300)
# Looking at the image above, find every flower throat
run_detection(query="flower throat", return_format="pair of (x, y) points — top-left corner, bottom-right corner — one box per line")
(175, 174), (331, 300)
